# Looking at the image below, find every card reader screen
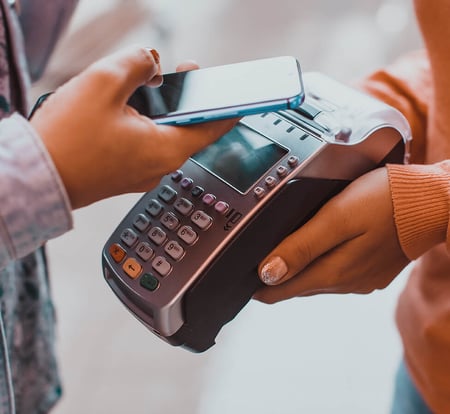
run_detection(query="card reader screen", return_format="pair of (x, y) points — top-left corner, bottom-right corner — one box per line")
(192, 124), (288, 193)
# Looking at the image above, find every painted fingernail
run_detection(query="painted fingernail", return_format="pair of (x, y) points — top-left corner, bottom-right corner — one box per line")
(260, 256), (288, 285)
(149, 48), (160, 64)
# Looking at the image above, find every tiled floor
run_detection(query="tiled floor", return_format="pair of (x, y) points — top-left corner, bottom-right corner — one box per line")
(38, 0), (423, 412)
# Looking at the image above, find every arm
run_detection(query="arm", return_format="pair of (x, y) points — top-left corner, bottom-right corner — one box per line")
(254, 162), (450, 303)
(0, 114), (72, 269)
(255, 50), (448, 303)
(0, 46), (235, 270)
(30, 47), (235, 209)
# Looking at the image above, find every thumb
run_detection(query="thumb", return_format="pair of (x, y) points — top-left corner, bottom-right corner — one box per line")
(159, 117), (239, 161)
(257, 201), (354, 286)
(89, 46), (162, 105)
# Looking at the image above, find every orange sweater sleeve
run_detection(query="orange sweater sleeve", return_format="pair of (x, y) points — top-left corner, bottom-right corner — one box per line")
(357, 50), (450, 260)
(387, 161), (450, 260)
(355, 49), (431, 163)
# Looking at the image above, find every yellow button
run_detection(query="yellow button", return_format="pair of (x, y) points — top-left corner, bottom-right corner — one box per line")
(122, 258), (142, 279)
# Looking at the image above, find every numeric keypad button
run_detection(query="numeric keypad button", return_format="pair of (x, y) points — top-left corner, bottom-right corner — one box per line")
(174, 198), (194, 216)
(146, 199), (163, 217)
(160, 212), (180, 231)
(191, 210), (213, 230)
(120, 228), (138, 247)
(148, 227), (167, 246)
(165, 241), (185, 261)
(135, 242), (154, 261)
(152, 256), (172, 277)
(177, 225), (198, 246)
(158, 185), (177, 204)
(133, 214), (150, 232)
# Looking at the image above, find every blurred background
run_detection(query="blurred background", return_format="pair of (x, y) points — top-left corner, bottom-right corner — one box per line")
(33, 0), (423, 413)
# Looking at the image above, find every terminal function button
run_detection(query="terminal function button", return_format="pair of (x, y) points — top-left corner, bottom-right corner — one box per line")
(287, 155), (299, 168)
(148, 227), (167, 246)
(171, 170), (183, 182)
(165, 241), (185, 261)
(146, 199), (163, 217)
(214, 201), (230, 215)
(120, 228), (138, 247)
(202, 193), (216, 206)
(123, 258), (142, 279)
(191, 186), (204, 198)
(158, 185), (177, 204)
(254, 186), (266, 199)
(191, 210), (213, 230)
(174, 198), (194, 216)
(133, 213), (150, 232)
(152, 256), (172, 277)
(294, 102), (322, 120)
(109, 243), (126, 263)
(177, 225), (198, 245)
(140, 273), (160, 291)
(276, 165), (288, 178)
(180, 177), (194, 190)
(160, 212), (180, 231)
(265, 176), (277, 188)
(135, 242), (154, 261)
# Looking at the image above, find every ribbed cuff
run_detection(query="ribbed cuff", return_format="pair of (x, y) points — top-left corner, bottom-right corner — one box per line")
(387, 162), (450, 260)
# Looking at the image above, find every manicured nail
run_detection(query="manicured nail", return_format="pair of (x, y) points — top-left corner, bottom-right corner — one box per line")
(149, 48), (160, 64)
(260, 256), (288, 285)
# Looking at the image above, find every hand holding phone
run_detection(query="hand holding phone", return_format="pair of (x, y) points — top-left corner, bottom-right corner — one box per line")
(128, 56), (304, 125)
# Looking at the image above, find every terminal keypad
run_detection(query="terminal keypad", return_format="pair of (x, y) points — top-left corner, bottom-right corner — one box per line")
(108, 177), (229, 292)
(108, 116), (317, 293)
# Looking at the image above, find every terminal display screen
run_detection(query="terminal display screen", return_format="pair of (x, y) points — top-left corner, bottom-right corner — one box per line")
(192, 124), (288, 193)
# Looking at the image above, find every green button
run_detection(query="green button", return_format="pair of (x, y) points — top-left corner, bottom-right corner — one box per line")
(140, 273), (160, 291)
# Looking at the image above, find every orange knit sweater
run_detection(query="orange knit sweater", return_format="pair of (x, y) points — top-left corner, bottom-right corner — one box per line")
(359, 47), (450, 412)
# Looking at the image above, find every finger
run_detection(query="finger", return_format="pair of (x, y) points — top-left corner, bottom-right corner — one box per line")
(146, 49), (163, 87)
(254, 232), (408, 303)
(254, 251), (344, 303)
(255, 235), (366, 303)
(176, 60), (199, 72)
(257, 198), (360, 286)
(89, 46), (162, 104)
(159, 117), (239, 159)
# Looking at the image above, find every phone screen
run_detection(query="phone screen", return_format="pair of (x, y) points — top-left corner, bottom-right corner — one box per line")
(128, 56), (303, 124)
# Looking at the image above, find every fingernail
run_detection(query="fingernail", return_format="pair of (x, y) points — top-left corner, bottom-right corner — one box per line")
(260, 256), (288, 285)
(149, 48), (160, 64)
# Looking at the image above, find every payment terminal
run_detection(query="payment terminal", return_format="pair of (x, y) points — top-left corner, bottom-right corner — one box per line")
(102, 72), (411, 352)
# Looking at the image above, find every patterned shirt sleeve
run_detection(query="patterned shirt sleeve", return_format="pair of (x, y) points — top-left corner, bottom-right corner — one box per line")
(0, 113), (73, 269)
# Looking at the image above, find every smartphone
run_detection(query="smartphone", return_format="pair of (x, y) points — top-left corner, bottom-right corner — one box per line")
(128, 56), (304, 125)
